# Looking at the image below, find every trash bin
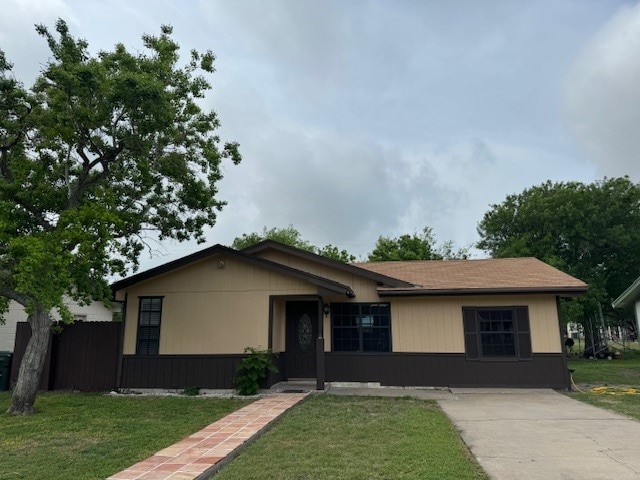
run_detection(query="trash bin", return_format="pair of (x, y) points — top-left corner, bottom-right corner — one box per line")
(0, 352), (12, 391)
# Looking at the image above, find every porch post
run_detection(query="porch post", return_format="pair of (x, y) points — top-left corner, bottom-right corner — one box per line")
(316, 338), (325, 390)
(316, 299), (325, 390)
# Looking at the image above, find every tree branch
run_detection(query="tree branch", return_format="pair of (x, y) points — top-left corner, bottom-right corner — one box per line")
(0, 288), (28, 307)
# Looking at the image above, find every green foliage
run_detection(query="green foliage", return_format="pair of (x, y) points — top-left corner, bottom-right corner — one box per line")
(368, 226), (469, 261)
(181, 386), (201, 396)
(231, 225), (356, 263)
(0, 19), (240, 317)
(316, 244), (356, 263)
(477, 177), (640, 326)
(232, 225), (316, 252)
(234, 348), (278, 396)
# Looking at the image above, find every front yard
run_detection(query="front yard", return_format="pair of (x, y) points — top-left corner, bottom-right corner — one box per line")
(0, 392), (487, 480)
(0, 392), (250, 480)
(215, 395), (488, 480)
(567, 355), (640, 421)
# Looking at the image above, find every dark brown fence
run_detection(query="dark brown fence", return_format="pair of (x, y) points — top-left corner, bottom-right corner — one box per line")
(10, 321), (121, 392)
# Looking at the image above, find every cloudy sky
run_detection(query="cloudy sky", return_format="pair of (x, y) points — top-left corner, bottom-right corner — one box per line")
(2, 0), (640, 269)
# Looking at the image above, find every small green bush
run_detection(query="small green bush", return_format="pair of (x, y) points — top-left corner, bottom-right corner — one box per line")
(182, 386), (200, 396)
(235, 348), (278, 395)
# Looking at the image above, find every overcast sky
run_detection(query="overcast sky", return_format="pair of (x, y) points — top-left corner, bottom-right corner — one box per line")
(2, 0), (640, 270)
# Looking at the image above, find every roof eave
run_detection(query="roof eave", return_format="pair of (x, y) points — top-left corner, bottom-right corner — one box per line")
(242, 240), (415, 288)
(612, 276), (640, 308)
(111, 244), (355, 298)
(378, 286), (589, 297)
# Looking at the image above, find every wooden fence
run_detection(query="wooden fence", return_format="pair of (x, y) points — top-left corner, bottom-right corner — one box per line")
(10, 321), (122, 392)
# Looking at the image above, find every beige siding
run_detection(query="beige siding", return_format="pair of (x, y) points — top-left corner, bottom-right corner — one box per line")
(254, 251), (381, 301)
(391, 294), (561, 353)
(121, 254), (318, 355)
(119, 248), (563, 356)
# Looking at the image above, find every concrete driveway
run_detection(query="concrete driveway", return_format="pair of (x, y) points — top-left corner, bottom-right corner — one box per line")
(438, 389), (640, 480)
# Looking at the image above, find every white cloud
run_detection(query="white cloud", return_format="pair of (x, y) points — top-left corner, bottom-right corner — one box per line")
(0, 0), (620, 269)
(565, 3), (640, 179)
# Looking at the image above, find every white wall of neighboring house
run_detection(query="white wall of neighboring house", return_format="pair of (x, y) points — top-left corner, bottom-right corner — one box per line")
(0, 297), (120, 352)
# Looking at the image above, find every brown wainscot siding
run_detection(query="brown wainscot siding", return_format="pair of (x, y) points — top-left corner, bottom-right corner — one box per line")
(120, 354), (285, 390)
(325, 353), (567, 388)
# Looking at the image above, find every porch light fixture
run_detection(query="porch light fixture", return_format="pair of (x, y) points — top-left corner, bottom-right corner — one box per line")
(323, 303), (330, 316)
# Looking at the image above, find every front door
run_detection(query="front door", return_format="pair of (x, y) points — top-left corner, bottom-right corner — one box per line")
(286, 301), (318, 379)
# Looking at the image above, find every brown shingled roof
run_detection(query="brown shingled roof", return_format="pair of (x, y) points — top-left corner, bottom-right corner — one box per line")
(353, 257), (588, 296)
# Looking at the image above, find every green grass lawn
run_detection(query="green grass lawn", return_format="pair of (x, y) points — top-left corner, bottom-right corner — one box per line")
(0, 392), (250, 480)
(215, 395), (488, 480)
(568, 356), (640, 386)
(567, 355), (640, 421)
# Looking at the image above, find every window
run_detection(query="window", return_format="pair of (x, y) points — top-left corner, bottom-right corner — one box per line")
(332, 303), (391, 352)
(463, 306), (531, 360)
(478, 309), (516, 356)
(137, 297), (163, 355)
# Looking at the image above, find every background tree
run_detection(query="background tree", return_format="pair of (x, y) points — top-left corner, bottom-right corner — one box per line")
(477, 177), (640, 354)
(0, 20), (240, 414)
(231, 225), (316, 252)
(367, 227), (469, 261)
(231, 225), (356, 262)
(316, 244), (356, 263)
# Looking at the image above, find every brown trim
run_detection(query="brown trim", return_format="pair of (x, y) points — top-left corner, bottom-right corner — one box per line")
(316, 297), (325, 390)
(378, 286), (588, 297)
(115, 293), (127, 390)
(242, 240), (414, 288)
(316, 337), (325, 390)
(325, 352), (567, 388)
(268, 296), (274, 350)
(111, 244), (355, 298)
(556, 296), (571, 391)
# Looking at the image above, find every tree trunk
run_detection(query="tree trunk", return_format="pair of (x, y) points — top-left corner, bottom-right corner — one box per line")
(7, 309), (52, 415)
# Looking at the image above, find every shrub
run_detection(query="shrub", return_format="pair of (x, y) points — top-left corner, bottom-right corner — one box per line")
(235, 348), (278, 395)
(182, 386), (200, 396)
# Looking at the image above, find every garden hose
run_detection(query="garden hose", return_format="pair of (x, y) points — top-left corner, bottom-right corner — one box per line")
(569, 371), (585, 393)
(590, 386), (639, 395)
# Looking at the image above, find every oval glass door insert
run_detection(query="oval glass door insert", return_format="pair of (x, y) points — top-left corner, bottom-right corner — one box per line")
(297, 314), (313, 351)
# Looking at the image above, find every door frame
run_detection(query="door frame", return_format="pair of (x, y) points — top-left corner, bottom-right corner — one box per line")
(269, 295), (325, 390)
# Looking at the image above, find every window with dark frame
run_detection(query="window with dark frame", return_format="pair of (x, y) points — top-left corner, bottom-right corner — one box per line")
(478, 309), (516, 356)
(137, 297), (163, 355)
(463, 306), (532, 360)
(332, 303), (391, 352)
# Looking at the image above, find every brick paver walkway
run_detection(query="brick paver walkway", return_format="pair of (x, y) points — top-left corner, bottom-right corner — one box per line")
(107, 393), (308, 480)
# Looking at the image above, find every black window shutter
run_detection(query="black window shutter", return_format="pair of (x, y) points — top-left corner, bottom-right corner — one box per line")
(463, 307), (479, 360)
(515, 306), (532, 359)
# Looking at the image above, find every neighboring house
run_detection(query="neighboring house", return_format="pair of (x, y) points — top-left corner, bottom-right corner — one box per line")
(0, 297), (119, 352)
(612, 276), (640, 336)
(111, 241), (588, 390)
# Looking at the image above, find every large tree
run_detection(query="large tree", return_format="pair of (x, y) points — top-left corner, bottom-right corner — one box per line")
(0, 20), (240, 414)
(231, 225), (356, 263)
(367, 227), (469, 262)
(477, 178), (640, 351)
